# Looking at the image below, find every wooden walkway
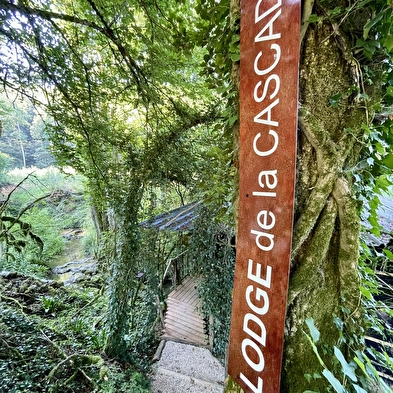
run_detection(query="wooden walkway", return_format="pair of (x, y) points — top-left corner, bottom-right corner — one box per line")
(162, 277), (209, 347)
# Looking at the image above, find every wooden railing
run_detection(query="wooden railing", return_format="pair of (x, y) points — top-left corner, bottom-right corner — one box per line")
(160, 250), (190, 291)
(157, 250), (192, 328)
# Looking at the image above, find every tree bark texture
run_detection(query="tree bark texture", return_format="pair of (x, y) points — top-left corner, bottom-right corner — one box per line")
(282, 7), (373, 392)
(104, 180), (144, 359)
(226, 0), (377, 392)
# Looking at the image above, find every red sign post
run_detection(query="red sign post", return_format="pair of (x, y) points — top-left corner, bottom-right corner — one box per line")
(227, 1), (300, 392)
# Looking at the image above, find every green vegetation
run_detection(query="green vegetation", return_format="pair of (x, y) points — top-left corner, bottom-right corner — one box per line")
(0, 168), (158, 392)
(0, 0), (393, 392)
(0, 273), (152, 393)
(188, 205), (235, 359)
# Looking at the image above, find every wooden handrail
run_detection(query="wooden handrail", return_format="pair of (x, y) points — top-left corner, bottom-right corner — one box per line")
(157, 250), (189, 328)
(160, 250), (188, 290)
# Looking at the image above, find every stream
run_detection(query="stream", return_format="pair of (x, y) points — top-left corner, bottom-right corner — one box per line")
(51, 229), (98, 285)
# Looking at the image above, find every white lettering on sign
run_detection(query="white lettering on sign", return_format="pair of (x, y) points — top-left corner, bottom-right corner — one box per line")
(228, 0), (299, 391)
(253, 131), (279, 158)
(240, 259), (273, 392)
(239, 0), (284, 391)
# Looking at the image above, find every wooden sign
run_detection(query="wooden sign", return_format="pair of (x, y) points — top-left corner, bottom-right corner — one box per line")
(227, 1), (300, 392)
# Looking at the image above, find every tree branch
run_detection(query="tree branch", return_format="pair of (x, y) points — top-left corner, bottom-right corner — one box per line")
(0, 0), (107, 35)
(291, 170), (337, 259)
(289, 197), (337, 304)
(300, 0), (315, 44)
(332, 177), (361, 311)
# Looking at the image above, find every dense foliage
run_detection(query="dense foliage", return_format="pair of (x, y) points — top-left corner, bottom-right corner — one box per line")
(0, 273), (152, 393)
(1, 0), (393, 392)
(188, 206), (235, 359)
(0, 0), (221, 359)
(0, 94), (54, 169)
(0, 169), (158, 392)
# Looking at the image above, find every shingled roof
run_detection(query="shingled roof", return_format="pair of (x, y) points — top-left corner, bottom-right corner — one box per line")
(140, 201), (201, 232)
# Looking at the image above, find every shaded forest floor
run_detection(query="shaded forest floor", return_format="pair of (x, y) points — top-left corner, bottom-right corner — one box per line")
(0, 271), (153, 393)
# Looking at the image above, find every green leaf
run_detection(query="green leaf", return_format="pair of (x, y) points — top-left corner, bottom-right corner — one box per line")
(308, 14), (320, 23)
(304, 333), (326, 367)
(353, 385), (367, 393)
(360, 286), (372, 300)
(227, 115), (238, 127)
(329, 93), (342, 107)
(304, 374), (312, 383)
(382, 154), (393, 169)
(383, 249), (393, 260)
(230, 53), (240, 62)
(354, 356), (368, 378)
(363, 11), (385, 39)
(327, 6), (342, 17)
(376, 174), (391, 189)
(322, 369), (346, 393)
(305, 318), (320, 343)
(364, 353), (381, 380)
(383, 35), (393, 52)
(334, 346), (357, 382)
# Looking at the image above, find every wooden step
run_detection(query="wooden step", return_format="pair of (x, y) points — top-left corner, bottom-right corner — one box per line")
(163, 326), (207, 345)
(163, 322), (206, 341)
(164, 313), (205, 334)
(168, 294), (200, 308)
(165, 311), (205, 329)
(162, 276), (209, 346)
(166, 298), (202, 315)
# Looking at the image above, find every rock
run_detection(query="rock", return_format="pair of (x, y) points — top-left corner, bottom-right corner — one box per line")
(52, 258), (98, 285)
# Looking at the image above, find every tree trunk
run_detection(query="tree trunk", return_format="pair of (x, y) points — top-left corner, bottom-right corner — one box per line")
(16, 124), (26, 168)
(104, 181), (143, 359)
(226, 1), (380, 392)
(281, 13), (375, 390)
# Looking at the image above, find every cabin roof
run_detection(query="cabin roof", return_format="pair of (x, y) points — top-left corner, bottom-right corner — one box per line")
(140, 201), (201, 232)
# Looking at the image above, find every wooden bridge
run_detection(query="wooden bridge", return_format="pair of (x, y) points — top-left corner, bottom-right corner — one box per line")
(161, 277), (210, 347)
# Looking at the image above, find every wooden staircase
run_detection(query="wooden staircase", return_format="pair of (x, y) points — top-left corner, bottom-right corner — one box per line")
(162, 277), (209, 347)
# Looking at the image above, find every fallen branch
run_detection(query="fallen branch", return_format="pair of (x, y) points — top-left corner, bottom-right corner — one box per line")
(42, 329), (104, 388)
(0, 337), (24, 360)
(47, 353), (103, 381)
(0, 294), (25, 311)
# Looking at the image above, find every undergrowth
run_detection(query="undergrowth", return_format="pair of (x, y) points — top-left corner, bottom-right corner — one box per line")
(0, 273), (153, 393)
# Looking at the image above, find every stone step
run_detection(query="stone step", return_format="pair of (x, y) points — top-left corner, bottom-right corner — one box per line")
(151, 367), (223, 393)
(150, 341), (225, 393)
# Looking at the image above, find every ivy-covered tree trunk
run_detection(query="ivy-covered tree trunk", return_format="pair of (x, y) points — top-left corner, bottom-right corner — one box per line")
(282, 17), (371, 391)
(104, 180), (144, 359)
(224, 0), (383, 392)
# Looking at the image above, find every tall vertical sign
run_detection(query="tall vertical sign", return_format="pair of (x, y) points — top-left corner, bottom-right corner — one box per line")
(227, 1), (300, 393)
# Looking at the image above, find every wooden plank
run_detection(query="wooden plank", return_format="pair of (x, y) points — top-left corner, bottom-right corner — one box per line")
(167, 297), (202, 313)
(152, 340), (166, 362)
(168, 295), (200, 309)
(165, 310), (205, 329)
(171, 277), (194, 294)
(170, 287), (198, 304)
(164, 313), (205, 334)
(160, 334), (210, 348)
(170, 278), (200, 302)
(228, 1), (300, 392)
(164, 326), (207, 345)
(164, 321), (204, 337)
(164, 321), (206, 340)
(165, 311), (204, 328)
(171, 298), (198, 309)
(162, 276), (208, 346)
(164, 323), (206, 342)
